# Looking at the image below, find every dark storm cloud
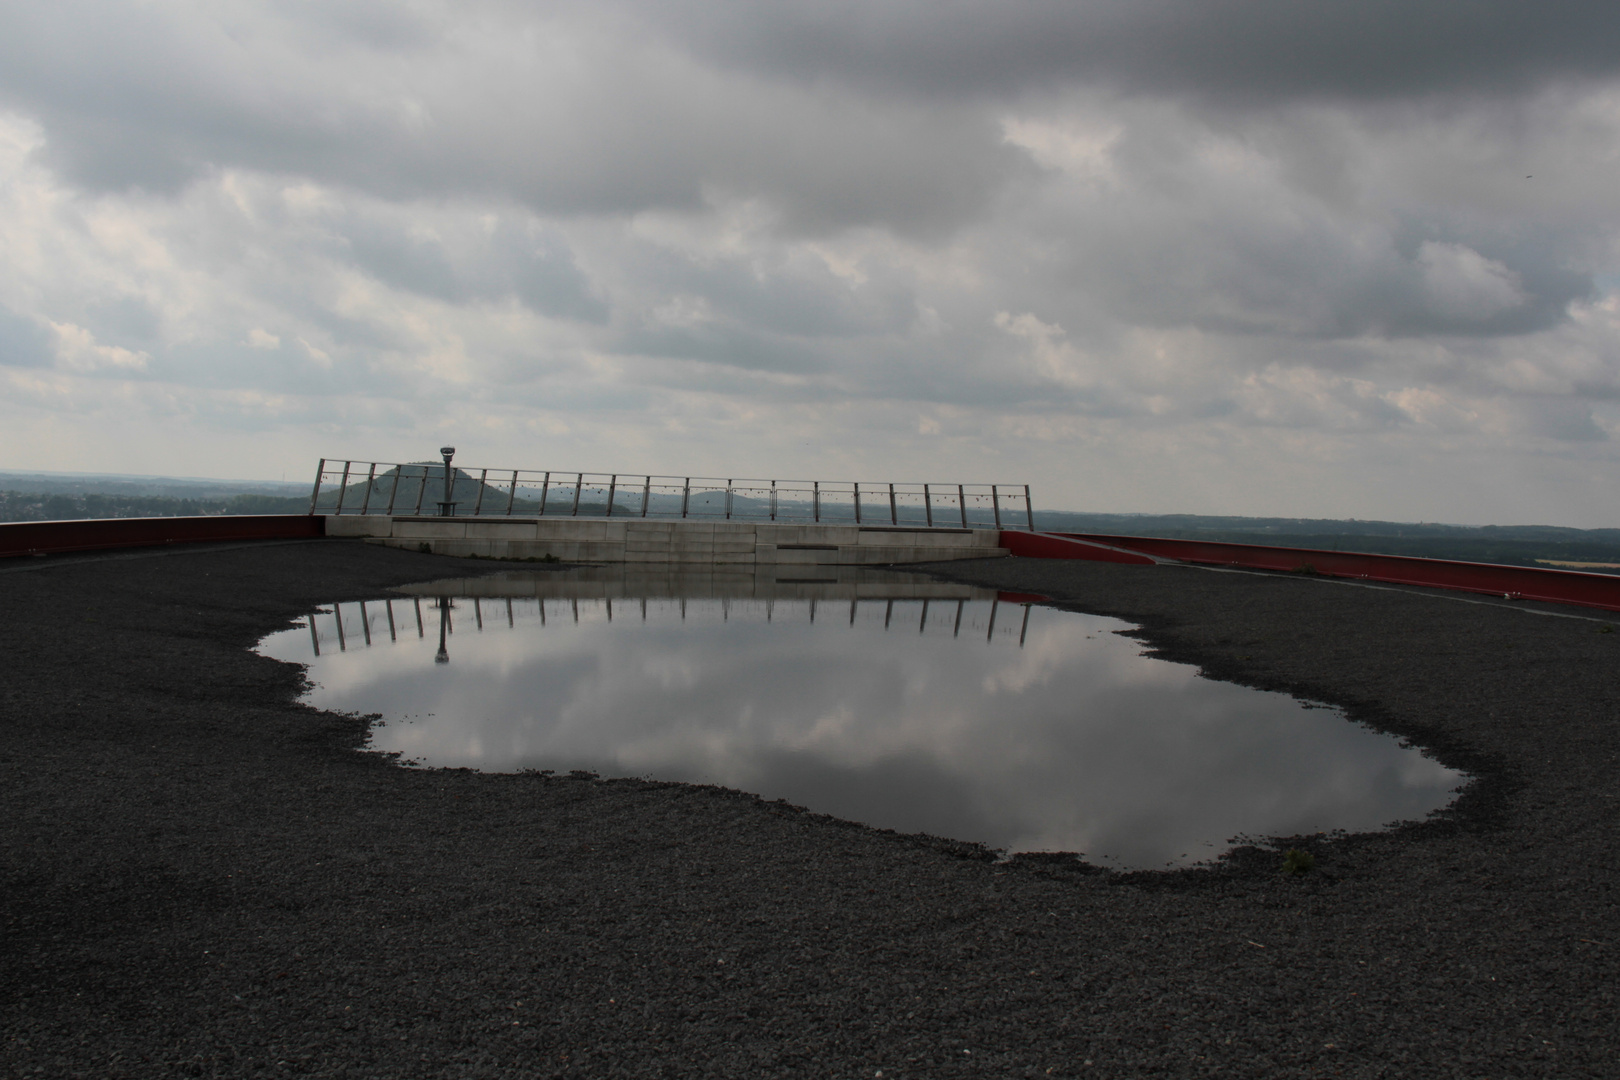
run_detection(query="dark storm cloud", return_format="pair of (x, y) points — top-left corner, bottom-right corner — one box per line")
(633, 0), (1620, 103)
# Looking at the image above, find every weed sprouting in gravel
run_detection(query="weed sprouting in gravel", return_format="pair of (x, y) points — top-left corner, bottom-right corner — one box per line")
(1281, 848), (1316, 875)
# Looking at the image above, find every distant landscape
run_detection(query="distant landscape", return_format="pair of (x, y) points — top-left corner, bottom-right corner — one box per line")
(0, 471), (310, 522)
(5, 470), (1620, 574)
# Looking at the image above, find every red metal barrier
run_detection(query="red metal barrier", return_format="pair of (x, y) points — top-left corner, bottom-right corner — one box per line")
(1001, 530), (1620, 613)
(0, 515), (326, 559)
(998, 530), (1157, 565)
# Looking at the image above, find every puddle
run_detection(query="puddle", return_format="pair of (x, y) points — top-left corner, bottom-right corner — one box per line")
(257, 567), (1462, 869)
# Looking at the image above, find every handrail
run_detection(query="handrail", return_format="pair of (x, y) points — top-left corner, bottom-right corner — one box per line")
(307, 458), (1037, 530)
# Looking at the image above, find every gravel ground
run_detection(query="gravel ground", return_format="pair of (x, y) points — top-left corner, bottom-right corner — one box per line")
(2, 539), (1616, 1078)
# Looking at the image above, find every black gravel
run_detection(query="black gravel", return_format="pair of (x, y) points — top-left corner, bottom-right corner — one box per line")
(3, 540), (1616, 1078)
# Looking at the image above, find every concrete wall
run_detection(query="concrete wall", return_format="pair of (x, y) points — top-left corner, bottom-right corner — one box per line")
(324, 515), (1007, 565)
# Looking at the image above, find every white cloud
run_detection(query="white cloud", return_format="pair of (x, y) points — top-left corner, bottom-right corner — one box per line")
(49, 320), (149, 373)
(1417, 241), (1526, 321)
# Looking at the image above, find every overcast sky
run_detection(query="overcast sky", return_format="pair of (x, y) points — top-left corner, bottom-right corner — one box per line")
(3, 1), (1619, 524)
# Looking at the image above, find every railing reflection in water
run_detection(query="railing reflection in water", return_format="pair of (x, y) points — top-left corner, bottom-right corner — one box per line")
(304, 593), (1036, 661)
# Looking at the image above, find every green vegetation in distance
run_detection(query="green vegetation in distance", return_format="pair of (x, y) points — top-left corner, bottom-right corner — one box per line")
(0, 491), (309, 522)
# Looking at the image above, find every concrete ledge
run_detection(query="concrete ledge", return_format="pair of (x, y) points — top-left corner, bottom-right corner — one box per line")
(337, 515), (1011, 565)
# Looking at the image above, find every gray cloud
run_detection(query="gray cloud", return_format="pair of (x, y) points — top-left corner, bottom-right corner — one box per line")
(1, 1), (1619, 521)
(631, 0), (1620, 103)
(0, 2), (1024, 238)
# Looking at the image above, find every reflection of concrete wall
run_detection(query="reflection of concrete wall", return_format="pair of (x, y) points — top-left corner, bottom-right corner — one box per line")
(325, 516), (1007, 565)
(395, 565), (998, 601)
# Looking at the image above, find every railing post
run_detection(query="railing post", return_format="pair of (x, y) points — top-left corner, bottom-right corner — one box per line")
(725, 481), (733, 520)
(505, 471), (519, 515)
(888, 483), (897, 525)
(923, 483), (932, 528)
(473, 469), (489, 515)
(333, 461), (352, 515)
(539, 472), (550, 515)
(681, 478), (690, 518)
(606, 475), (617, 517)
(813, 481), (819, 522)
(412, 465), (428, 514)
(307, 458), (326, 515)
(571, 473), (583, 516)
(641, 477), (651, 517)
(770, 480), (777, 521)
(1024, 485), (1034, 531)
(384, 463), (402, 515)
(358, 462), (377, 514)
(957, 484), (967, 528)
(991, 485), (1002, 529)
(854, 482), (861, 524)
(987, 598), (999, 642)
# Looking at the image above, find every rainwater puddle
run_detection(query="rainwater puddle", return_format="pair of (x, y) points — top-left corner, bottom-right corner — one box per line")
(256, 567), (1462, 869)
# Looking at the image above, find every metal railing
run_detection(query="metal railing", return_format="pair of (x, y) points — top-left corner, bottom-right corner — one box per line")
(308, 459), (1036, 530)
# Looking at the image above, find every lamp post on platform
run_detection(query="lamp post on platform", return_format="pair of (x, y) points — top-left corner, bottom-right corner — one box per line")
(437, 446), (457, 517)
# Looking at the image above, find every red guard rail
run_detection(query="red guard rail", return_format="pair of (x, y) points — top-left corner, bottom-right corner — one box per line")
(1000, 529), (1620, 613)
(0, 515), (326, 559)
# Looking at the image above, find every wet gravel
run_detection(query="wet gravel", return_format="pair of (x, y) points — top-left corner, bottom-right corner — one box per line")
(2, 540), (1617, 1078)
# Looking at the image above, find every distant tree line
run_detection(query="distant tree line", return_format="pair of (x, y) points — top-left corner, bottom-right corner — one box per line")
(0, 491), (309, 522)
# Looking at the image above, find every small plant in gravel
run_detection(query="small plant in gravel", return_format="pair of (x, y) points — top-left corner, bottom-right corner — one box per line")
(1598, 625), (1615, 634)
(1281, 848), (1316, 875)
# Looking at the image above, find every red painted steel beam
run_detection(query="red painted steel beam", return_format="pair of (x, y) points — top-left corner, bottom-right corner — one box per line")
(0, 515), (326, 559)
(998, 530), (1157, 565)
(1048, 532), (1620, 614)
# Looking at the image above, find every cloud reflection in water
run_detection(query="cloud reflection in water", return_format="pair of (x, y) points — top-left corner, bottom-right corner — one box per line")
(259, 589), (1461, 869)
